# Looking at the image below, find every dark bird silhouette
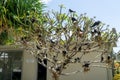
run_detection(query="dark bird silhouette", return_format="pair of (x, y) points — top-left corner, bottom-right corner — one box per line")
(55, 66), (61, 72)
(83, 63), (90, 67)
(21, 36), (27, 41)
(91, 21), (101, 27)
(101, 55), (104, 62)
(106, 55), (112, 64)
(38, 34), (42, 38)
(94, 29), (98, 33)
(50, 39), (55, 44)
(36, 45), (41, 50)
(97, 31), (101, 36)
(82, 61), (90, 72)
(74, 58), (77, 63)
(78, 46), (82, 51)
(69, 9), (75, 13)
(53, 56), (57, 62)
(21, 36), (30, 42)
(107, 55), (111, 60)
(74, 57), (80, 63)
(62, 50), (67, 57)
(71, 17), (77, 22)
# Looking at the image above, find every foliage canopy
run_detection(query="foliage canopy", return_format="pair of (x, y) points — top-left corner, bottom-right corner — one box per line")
(0, 0), (45, 44)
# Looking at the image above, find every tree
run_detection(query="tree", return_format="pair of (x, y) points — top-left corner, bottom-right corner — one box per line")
(15, 5), (119, 80)
(0, 3), (119, 80)
(0, 0), (45, 44)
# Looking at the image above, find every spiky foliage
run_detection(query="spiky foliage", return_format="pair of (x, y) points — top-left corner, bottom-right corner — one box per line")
(0, 0), (45, 44)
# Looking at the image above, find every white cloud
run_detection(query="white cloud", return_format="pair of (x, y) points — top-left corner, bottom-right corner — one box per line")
(41, 0), (52, 4)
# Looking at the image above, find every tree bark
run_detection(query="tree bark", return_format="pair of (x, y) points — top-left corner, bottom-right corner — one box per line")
(52, 72), (59, 80)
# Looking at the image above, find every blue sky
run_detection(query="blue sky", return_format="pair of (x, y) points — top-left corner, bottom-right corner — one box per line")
(41, 0), (120, 53)
(42, 0), (120, 32)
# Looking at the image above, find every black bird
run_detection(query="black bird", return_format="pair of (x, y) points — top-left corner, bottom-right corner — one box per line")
(100, 55), (104, 62)
(21, 36), (27, 41)
(62, 50), (67, 57)
(91, 21), (101, 27)
(21, 36), (30, 42)
(53, 56), (57, 62)
(94, 29), (98, 33)
(69, 9), (75, 13)
(71, 17), (77, 22)
(36, 45), (41, 50)
(50, 39), (55, 44)
(97, 31), (101, 36)
(38, 58), (42, 63)
(78, 46), (82, 51)
(107, 55), (111, 60)
(74, 57), (80, 63)
(38, 34), (42, 38)
(82, 62), (90, 68)
(55, 66), (61, 72)
(106, 55), (112, 64)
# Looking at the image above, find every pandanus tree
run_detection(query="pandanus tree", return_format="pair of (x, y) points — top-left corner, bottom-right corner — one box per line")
(0, 2), (120, 80)
(14, 5), (119, 80)
(0, 0), (45, 44)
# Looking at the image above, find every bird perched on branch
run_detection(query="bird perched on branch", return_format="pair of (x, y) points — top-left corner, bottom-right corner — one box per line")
(91, 21), (101, 27)
(21, 36), (30, 46)
(82, 61), (90, 72)
(62, 50), (67, 57)
(82, 61), (90, 67)
(106, 55), (112, 64)
(74, 57), (80, 63)
(36, 45), (41, 50)
(71, 17), (77, 23)
(100, 55), (104, 62)
(69, 9), (76, 13)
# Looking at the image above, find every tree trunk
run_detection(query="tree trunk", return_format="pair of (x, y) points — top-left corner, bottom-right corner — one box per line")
(52, 72), (59, 80)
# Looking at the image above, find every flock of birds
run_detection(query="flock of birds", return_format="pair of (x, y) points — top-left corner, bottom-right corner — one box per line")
(20, 9), (114, 78)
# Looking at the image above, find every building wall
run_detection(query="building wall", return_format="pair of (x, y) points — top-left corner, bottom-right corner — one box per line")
(0, 44), (114, 80)
(47, 64), (113, 80)
(0, 46), (38, 80)
(21, 51), (38, 80)
(47, 48), (113, 80)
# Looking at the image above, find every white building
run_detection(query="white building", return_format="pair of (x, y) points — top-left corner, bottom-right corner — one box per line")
(0, 42), (115, 80)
